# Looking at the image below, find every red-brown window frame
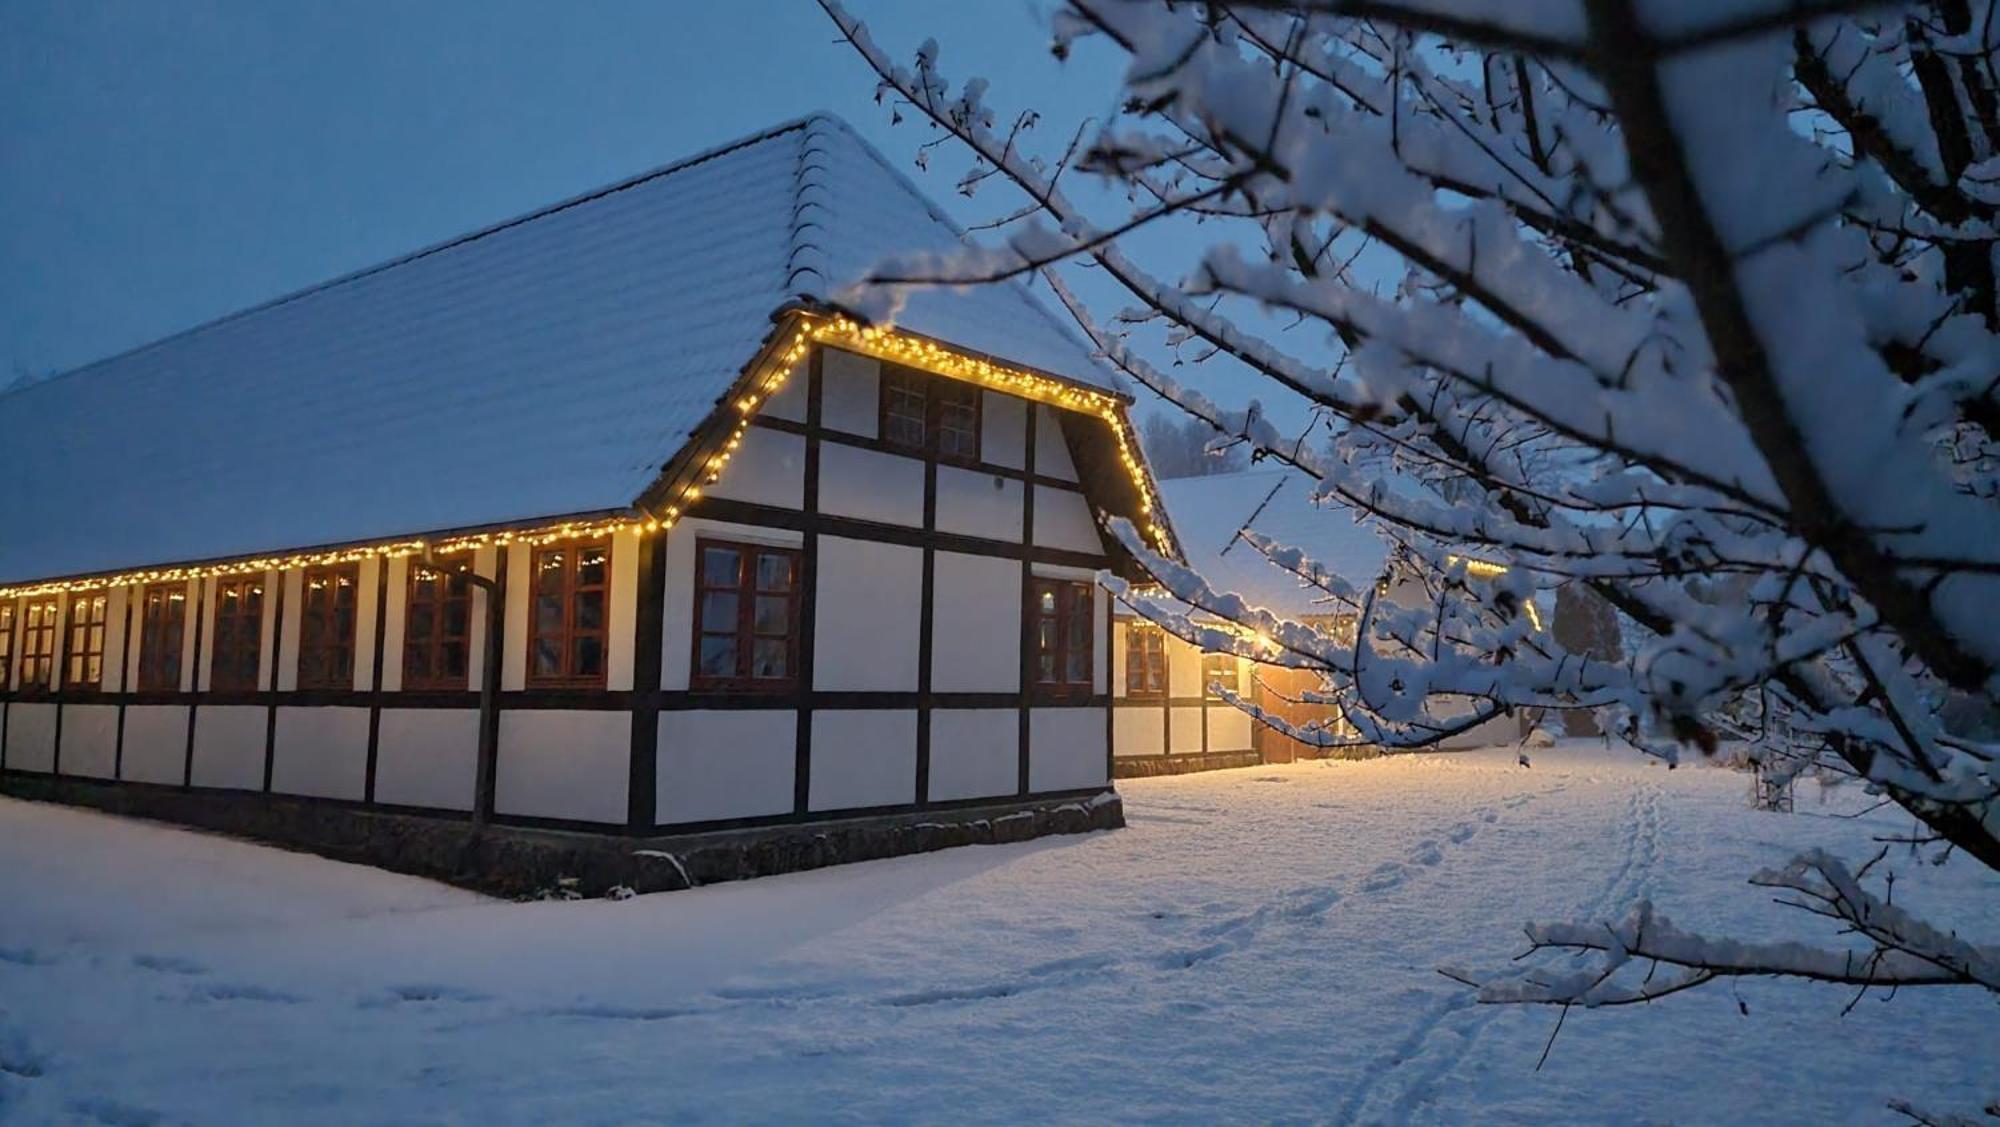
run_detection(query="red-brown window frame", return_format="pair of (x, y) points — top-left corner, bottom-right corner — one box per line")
(211, 576), (265, 692)
(690, 538), (802, 693)
(404, 561), (474, 691)
(878, 363), (981, 465)
(0, 601), (14, 690)
(1032, 578), (1095, 695)
(297, 563), (360, 691)
(527, 539), (611, 689)
(1125, 623), (1168, 700)
(65, 593), (108, 690)
(136, 583), (189, 692)
(17, 597), (58, 693)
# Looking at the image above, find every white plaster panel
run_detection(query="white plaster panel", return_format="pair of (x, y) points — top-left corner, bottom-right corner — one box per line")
(660, 520), (804, 692)
(271, 707), (371, 800)
(762, 364), (809, 422)
(935, 465), (1023, 542)
(465, 548), (498, 693)
(381, 556), (409, 693)
(1208, 705), (1254, 753)
(656, 710), (797, 825)
(374, 709), (479, 811)
(501, 544), (529, 691)
(1036, 405), (1079, 480)
(809, 710), (917, 811)
(126, 705), (194, 785)
(818, 444), (924, 527)
(177, 580), (200, 692)
(48, 593), (68, 691)
(495, 709), (629, 824)
(195, 578), (217, 690)
(353, 557), (381, 692)
(1114, 705), (1166, 757)
(1030, 708), (1107, 791)
(189, 706), (264, 790)
(121, 586), (144, 694)
(101, 587), (129, 693)
(707, 426), (805, 510)
(1167, 636), (1203, 699)
(59, 705), (119, 778)
(930, 552), (1021, 693)
(820, 347), (880, 438)
(609, 526), (640, 692)
(1033, 487), (1102, 554)
(277, 569), (303, 691)
(927, 709), (1018, 802)
(814, 536), (923, 692)
(4, 703), (56, 771)
(1170, 706), (1205, 754)
(982, 392), (1027, 470)
(258, 570), (279, 690)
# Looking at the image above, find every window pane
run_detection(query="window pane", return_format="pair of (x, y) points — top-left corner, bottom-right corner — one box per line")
(698, 636), (737, 678)
(1039, 620), (1057, 652)
(572, 635), (604, 678)
(442, 642), (468, 680)
(532, 638), (563, 678)
(443, 600), (468, 638)
(535, 594), (563, 634)
(1039, 588), (1056, 614)
(751, 639), (789, 679)
(700, 592), (738, 631)
(404, 646), (433, 683)
(407, 609), (433, 640)
(1039, 653), (1057, 681)
(703, 546), (740, 586)
(574, 590), (604, 632)
(536, 549), (567, 589)
(754, 596), (789, 634)
(1066, 650), (1089, 684)
(577, 546), (608, 587)
(756, 553), (793, 592)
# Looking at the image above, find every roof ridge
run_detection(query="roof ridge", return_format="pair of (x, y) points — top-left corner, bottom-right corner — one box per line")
(783, 115), (838, 301)
(6, 114), (826, 403)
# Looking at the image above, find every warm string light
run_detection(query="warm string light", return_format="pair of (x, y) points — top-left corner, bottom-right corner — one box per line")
(0, 316), (1171, 602)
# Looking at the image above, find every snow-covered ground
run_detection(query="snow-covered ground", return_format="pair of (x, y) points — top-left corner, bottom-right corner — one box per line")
(1, 744), (1993, 1124)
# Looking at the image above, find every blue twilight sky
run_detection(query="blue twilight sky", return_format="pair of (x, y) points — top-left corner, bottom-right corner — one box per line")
(2, 1), (1330, 436)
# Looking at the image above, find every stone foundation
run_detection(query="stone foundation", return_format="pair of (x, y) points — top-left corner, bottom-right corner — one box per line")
(0, 774), (1124, 899)
(1113, 751), (1263, 777)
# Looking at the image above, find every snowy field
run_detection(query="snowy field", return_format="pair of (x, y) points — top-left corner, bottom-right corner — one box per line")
(1, 744), (1994, 1125)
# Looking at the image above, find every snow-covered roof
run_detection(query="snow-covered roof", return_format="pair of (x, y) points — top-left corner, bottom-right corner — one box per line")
(1150, 468), (1389, 619)
(0, 113), (1115, 584)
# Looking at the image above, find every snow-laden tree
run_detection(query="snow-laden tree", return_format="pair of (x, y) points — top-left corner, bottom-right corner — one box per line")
(1141, 411), (1252, 478)
(818, 0), (2000, 1018)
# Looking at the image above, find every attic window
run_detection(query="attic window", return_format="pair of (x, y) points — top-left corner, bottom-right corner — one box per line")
(65, 593), (107, 690)
(298, 564), (360, 690)
(1125, 624), (1167, 700)
(880, 364), (980, 464)
(529, 541), (609, 689)
(692, 539), (801, 692)
(136, 584), (188, 692)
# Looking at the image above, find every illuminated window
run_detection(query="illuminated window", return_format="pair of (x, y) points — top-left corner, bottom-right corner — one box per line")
(404, 562), (472, 690)
(0, 602), (12, 689)
(691, 539), (801, 692)
(1125, 624), (1167, 700)
(879, 364), (980, 464)
(211, 577), (264, 691)
(136, 584), (188, 692)
(298, 564), (359, 690)
(1032, 578), (1094, 692)
(18, 597), (57, 691)
(529, 540), (609, 688)
(65, 593), (107, 690)
(1202, 652), (1240, 700)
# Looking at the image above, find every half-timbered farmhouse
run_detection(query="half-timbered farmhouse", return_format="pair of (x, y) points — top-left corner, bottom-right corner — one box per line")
(0, 114), (1173, 887)
(1111, 467), (1522, 775)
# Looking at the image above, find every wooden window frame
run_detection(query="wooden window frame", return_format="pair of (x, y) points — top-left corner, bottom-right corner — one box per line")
(17, 597), (58, 693)
(690, 537), (802, 693)
(1125, 623), (1168, 700)
(1032, 578), (1095, 695)
(404, 561), (474, 691)
(0, 601), (13, 690)
(297, 563), (360, 691)
(527, 539), (611, 690)
(878, 363), (981, 465)
(211, 576), (265, 692)
(64, 593), (108, 691)
(136, 583), (189, 692)
(1202, 651), (1241, 701)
